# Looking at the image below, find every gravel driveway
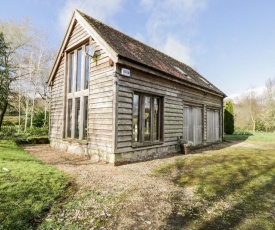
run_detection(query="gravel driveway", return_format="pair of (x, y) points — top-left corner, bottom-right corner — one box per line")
(23, 143), (230, 229)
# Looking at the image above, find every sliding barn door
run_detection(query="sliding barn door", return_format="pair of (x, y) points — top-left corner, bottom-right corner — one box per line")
(183, 106), (202, 145)
(207, 109), (220, 143)
(194, 108), (203, 145)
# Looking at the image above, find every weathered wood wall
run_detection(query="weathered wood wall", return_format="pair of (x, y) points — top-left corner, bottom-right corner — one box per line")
(49, 55), (65, 141)
(87, 39), (115, 161)
(50, 19), (223, 164)
(115, 64), (223, 162)
(50, 20), (115, 160)
(66, 21), (89, 50)
(50, 20), (89, 152)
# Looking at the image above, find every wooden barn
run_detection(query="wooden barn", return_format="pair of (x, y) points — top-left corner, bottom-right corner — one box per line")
(48, 10), (226, 165)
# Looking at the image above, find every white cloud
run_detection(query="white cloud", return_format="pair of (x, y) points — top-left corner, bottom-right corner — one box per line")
(162, 35), (193, 66)
(227, 86), (266, 102)
(58, 0), (126, 33)
(140, 0), (207, 67)
(141, 0), (206, 37)
(57, 0), (206, 69)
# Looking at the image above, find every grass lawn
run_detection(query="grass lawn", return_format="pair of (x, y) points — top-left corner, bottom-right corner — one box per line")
(0, 140), (70, 229)
(156, 132), (275, 229)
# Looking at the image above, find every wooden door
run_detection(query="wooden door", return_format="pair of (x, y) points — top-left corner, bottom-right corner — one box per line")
(183, 106), (202, 145)
(207, 109), (220, 142)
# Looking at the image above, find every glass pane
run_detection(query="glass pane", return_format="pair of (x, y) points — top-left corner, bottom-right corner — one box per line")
(76, 49), (82, 91)
(69, 53), (74, 93)
(144, 96), (151, 141)
(75, 98), (80, 139)
(67, 99), (72, 137)
(153, 98), (160, 141)
(85, 44), (90, 89)
(133, 94), (139, 142)
(83, 96), (88, 140)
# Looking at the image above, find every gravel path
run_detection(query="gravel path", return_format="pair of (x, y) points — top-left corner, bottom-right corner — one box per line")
(22, 143), (231, 229)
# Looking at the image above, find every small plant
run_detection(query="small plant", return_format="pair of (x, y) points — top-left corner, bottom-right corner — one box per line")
(33, 111), (49, 127)
(177, 137), (193, 154)
(177, 137), (193, 146)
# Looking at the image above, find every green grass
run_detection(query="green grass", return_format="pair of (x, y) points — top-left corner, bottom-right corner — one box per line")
(0, 140), (70, 229)
(156, 132), (275, 229)
(39, 189), (127, 230)
(224, 132), (275, 142)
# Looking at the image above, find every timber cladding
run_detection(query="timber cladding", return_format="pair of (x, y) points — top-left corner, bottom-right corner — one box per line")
(49, 56), (64, 141)
(48, 10), (226, 165)
(114, 64), (223, 162)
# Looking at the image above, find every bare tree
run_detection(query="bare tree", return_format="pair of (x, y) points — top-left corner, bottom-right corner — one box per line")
(261, 77), (275, 131)
(234, 88), (262, 133)
(0, 19), (54, 131)
(28, 30), (55, 128)
(0, 20), (32, 130)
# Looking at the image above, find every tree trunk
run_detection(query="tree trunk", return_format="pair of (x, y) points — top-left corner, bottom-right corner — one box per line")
(30, 91), (36, 128)
(18, 73), (21, 134)
(24, 100), (29, 132)
(0, 102), (8, 130)
(44, 98), (47, 127)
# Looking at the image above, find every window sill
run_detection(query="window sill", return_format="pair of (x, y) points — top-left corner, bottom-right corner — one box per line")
(132, 141), (164, 148)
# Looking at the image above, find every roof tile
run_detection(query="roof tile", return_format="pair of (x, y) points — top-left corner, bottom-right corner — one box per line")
(78, 10), (225, 96)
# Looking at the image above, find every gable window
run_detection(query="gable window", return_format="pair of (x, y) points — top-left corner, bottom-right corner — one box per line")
(132, 92), (163, 146)
(68, 53), (74, 93)
(76, 49), (82, 91)
(65, 43), (90, 140)
(85, 44), (90, 89)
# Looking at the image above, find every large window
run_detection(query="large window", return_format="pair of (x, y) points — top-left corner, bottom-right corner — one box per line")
(65, 43), (90, 140)
(132, 92), (163, 145)
(68, 53), (74, 93)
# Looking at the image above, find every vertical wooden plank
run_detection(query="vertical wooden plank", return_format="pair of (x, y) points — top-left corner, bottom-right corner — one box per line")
(215, 110), (220, 141)
(113, 70), (119, 153)
(194, 108), (202, 145)
(62, 54), (67, 139)
(203, 105), (207, 144)
(183, 106), (189, 141)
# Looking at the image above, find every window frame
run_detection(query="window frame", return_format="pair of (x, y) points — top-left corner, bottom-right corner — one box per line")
(64, 42), (90, 141)
(132, 91), (164, 147)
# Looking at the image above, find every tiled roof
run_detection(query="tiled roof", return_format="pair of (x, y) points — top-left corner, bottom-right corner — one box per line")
(78, 10), (225, 96)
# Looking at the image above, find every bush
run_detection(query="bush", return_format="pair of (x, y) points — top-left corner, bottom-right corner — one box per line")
(2, 120), (15, 126)
(15, 136), (49, 145)
(27, 126), (48, 136)
(0, 126), (49, 145)
(224, 101), (235, 134)
(0, 126), (17, 139)
(33, 111), (49, 128)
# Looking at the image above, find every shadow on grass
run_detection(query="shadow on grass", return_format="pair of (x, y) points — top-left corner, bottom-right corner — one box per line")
(165, 174), (275, 229)
(161, 148), (275, 229)
(191, 135), (249, 154)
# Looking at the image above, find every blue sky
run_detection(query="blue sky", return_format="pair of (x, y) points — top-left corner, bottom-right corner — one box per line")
(1, 0), (275, 97)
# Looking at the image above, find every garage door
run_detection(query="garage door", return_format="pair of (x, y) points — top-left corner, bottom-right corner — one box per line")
(207, 109), (220, 142)
(183, 106), (202, 145)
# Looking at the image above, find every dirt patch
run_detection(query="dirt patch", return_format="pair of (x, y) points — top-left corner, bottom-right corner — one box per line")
(229, 142), (256, 148)
(22, 142), (234, 229)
